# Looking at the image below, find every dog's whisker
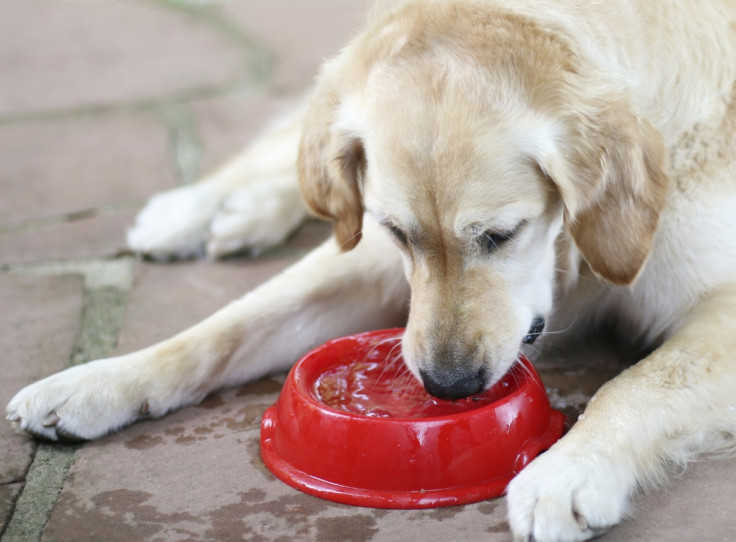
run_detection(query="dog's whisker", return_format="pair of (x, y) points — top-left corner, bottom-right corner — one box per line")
(522, 343), (544, 357)
(365, 336), (402, 357)
(536, 315), (579, 338)
(512, 354), (547, 396)
(360, 335), (407, 392)
(336, 228), (364, 251)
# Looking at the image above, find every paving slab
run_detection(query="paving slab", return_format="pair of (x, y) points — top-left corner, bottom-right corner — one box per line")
(0, 274), (84, 485)
(113, 257), (298, 355)
(0, 483), (23, 534)
(0, 113), (176, 228)
(281, 219), (332, 253)
(42, 380), (516, 542)
(221, 0), (369, 93)
(0, 209), (136, 266)
(0, 0), (254, 118)
(190, 93), (304, 176)
(112, 220), (328, 355)
(600, 457), (736, 542)
(41, 237), (317, 540)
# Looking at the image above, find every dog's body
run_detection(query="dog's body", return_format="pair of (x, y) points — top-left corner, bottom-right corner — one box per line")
(7, 1), (736, 540)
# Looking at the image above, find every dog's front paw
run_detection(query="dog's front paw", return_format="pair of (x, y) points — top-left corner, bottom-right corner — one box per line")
(206, 179), (307, 258)
(127, 184), (223, 260)
(6, 358), (149, 441)
(506, 445), (635, 542)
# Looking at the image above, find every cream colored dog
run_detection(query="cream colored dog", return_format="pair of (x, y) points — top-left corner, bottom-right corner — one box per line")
(7, 1), (736, 540)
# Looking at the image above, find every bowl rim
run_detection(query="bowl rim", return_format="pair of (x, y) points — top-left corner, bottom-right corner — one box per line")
(292, 328), (543, 424)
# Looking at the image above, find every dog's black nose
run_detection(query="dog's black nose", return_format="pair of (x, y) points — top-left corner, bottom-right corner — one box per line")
(420, 366), (487, 400)
(523, 316), (546, 344)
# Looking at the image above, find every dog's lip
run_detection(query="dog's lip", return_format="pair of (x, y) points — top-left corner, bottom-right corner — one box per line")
(523, 316), (546, 344)
(476, 353), (527, 393)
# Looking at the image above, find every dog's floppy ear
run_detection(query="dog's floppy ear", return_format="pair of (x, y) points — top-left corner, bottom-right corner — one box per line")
(536, 94), (669, 286)
(298, 83), (366, 251)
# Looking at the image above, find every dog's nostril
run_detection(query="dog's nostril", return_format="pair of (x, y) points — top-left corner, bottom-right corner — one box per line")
(420, 366), (487, 400)
(523, 316), (546, 345)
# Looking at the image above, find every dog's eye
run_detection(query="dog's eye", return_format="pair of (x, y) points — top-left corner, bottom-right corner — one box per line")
(482, 230), (513, 252)
(480, 222), (525, 253)
(385, 223), (409, 246)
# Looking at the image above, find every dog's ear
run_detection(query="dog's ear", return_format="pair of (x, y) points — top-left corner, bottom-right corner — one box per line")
(535, 95), (669, 285)
(298, 85), (366, 251)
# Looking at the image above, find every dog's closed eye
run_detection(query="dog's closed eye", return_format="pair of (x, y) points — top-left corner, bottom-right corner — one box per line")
(480, 221), (526, 253)
(385, 222), (409, 247)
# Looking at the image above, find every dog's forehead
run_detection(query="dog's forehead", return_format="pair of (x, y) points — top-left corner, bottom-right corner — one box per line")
(363, 112), (541, 218)
(363, 134), (547, 240)
(353, 55), (553, 234)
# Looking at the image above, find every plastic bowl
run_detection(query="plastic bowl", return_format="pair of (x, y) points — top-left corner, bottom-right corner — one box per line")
(260, 328), (565, 509)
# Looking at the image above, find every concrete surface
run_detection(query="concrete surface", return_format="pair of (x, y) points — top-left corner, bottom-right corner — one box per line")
(1, 1), (734, 541)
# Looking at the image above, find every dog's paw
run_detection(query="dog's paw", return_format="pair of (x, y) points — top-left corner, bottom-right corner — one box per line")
(127, 183), (223, 260)
(6, 359), (148, 441)
(206, 179), (307, 258)
(506, 445), (634, 542)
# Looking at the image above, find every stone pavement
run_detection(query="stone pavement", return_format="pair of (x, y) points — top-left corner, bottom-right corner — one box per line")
(0, 1), (734, 541)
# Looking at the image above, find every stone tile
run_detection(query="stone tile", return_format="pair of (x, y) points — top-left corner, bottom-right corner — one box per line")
(0, 113), (176, 228)
(0, 0), (251, 118)
(221, 0), (369, 93)
(111, 218), (328, 355)
(281, 219), (331, 252)
(0, 274), (84, 485)
(0, 201), (329, 270)
(0, 209), (135, 266)
(41, 380), (516, 542)
(190, 93), (303, 176)
(113, 255), (303, 355)
(601, 457), (736, 542)
(41, 381), (344, 542)
(0, 483), (23, 533)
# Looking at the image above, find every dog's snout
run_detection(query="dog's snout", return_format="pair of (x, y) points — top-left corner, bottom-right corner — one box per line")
(420, 365), (487, 400)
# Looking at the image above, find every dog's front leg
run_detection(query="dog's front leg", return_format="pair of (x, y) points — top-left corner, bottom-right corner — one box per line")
(507, 283), (736, 542)
(7, 217), (408, 441)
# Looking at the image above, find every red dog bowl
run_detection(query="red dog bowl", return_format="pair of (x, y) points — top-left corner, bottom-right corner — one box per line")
(260, 328), (565, 509)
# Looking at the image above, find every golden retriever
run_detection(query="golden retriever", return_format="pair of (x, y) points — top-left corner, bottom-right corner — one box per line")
(7, 1), (736, 540)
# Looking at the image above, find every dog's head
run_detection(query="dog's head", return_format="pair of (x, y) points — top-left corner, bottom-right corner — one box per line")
(299, 4), (669, 399)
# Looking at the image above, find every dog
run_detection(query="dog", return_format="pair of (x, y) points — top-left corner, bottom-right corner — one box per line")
(7, 1), (736, 540)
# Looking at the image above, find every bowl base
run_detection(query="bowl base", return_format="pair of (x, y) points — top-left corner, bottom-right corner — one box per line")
(260, 405), (566, 509)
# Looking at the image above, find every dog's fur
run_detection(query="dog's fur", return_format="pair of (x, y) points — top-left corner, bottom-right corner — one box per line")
(7, 1), (736, 540)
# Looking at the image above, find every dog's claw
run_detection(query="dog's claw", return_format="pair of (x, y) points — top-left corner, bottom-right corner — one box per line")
(7, 411), (20, 422)
(43, 412), (60, 427)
